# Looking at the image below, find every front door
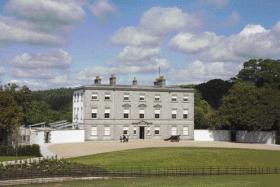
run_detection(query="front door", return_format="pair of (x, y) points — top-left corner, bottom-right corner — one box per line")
(139, 126), (145, 139)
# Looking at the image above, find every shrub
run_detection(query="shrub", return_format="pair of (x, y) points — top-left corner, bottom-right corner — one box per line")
(0, 144), (41, 157)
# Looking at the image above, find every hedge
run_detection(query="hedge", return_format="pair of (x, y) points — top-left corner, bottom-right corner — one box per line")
(0, 144), (41, 157)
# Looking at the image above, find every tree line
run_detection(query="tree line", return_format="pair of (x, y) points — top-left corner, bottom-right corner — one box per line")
(190, 59), (280, 131)
(0, 58), (279, 145)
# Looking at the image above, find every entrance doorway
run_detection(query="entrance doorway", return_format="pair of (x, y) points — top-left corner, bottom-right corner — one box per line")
(139, 126), (145, 139)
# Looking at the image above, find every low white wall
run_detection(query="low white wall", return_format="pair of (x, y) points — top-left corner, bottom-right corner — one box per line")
(236, 131), (276, 144)
(50, 130), (85, 144)
(194, 130), (230, 141)
(30, 131), (45, 145)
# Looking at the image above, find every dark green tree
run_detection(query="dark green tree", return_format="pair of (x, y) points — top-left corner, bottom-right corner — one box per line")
(195, 79), (233, 109)
(237, 59), (280, 88)
(218, 82), (280, 131)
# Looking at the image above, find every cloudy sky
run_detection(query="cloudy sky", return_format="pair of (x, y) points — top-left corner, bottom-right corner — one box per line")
(0, 0), (280, 90)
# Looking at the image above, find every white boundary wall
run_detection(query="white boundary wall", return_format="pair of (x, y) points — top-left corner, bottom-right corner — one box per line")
(194, 130), (276, 144)
(236, 131), (276, 144)
(194, 130), (230, 141)
(50, 130), (85, 144)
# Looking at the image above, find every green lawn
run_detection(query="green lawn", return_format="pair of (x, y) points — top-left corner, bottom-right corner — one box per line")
(0, 156), (33, 162)
(18, 175), (280, 187)
(69, 147), (280, 169)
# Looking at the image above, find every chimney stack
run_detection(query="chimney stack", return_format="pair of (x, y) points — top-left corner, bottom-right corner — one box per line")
(109, 74), (116, 86)
(154, 76), (166, 87)
(132, 77), (137, 86)
(94, 76), (101, 85)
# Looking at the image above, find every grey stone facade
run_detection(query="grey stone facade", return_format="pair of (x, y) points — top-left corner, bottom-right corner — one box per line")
(73, 75), (194, 141)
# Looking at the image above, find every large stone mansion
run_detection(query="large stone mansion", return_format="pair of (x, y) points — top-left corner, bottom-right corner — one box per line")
(73, 75), (194, 141)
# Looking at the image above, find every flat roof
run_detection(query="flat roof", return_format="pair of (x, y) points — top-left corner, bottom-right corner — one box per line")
(74, 84), (194, 93)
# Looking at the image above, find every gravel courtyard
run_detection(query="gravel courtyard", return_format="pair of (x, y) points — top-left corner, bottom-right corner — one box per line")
(47, 140), (280, 158)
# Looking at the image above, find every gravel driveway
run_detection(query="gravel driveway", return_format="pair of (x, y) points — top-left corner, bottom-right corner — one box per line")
(47, 140), (280, 158)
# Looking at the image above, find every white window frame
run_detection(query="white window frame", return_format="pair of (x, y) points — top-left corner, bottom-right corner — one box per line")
(139, 95), (145, 101)
(183, 96), (189, 102)
(123, 94), (130, 101)
(183, 110), (189, 119)
(91, 127), (97, 136)
(147, 127), (151, 135)
(133, 127), (137, 135)
(172, 110), (177, 119)
(171, 127), (177, 135)
(104, 127), (111, 136)
(123, 109), (129, 118)
(91, 108), (97, 118)
(183, 127), (189, 136)
(154, 127), (160, 135)
(105, 94), (111, 100)
(104, 109), (110, 118)
(123, 127), (129, 135)
(171, 95), (177, 102)
(92, 93), (98, 100)
(154, 95), (160, 101)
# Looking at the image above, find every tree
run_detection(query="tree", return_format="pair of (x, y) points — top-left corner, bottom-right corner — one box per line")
(195, 79), (233, 109)
(0, 91), (24, 145)
(218, 82), (280, 131)
(237, 59), (280, 88)
(194, 90), (215, 129)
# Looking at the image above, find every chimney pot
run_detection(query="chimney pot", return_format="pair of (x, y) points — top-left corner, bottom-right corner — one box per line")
(109, 74), (116, 86)
(94, 76), (101, 85)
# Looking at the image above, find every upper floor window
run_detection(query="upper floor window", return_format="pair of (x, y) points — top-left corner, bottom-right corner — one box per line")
(139, 109), (145, 118)
(123, 109), (129, 118)
(171, 95), (177, 102)
(139, 95), (145, 101)
(123, 94), (130, 101)
(183, 96), (189, 102)
(154, 95), (160, 101)
(155, 110), (160, 119)
(183, 110), (189, 119)
(172, 110), (177, 119)
(104, 109), (110, 118)
(80, 107), (83, 120)
(91, 108), (97, 118)
(92, 93), (98, 100)
(105, 94), (111, 100)
(73, 94), (76, 102)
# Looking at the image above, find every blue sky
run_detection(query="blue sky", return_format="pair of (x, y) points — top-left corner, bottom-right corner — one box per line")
(0, 0), (280, 90)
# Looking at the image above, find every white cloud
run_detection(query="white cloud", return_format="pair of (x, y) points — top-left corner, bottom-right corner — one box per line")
(5, 0), (85, 25)
(0, 16), (63, 45)
(117, 46), (160, 63)
(9, 49), (71, 69)
(170, 23), (280, 62)
(90, 0), (116, 18)
(1, 0), (86, 45)
(169, 32), (220, 54)
(140, 7), (201, 35)
(111, 26), (161, 46)
(168, 60), (237, 83)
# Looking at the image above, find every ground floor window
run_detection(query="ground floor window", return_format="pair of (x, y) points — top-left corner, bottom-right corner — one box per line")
(91, 127), (97, 136)
(147, 127), (151, 135)
(104, 127), (111, 136)
(133, 127), (137, 135)
(154, 127), (160, 135)
(123, 127), (128, 135)
(171, 127), (177, 135)
(183, 127), (189, 135)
